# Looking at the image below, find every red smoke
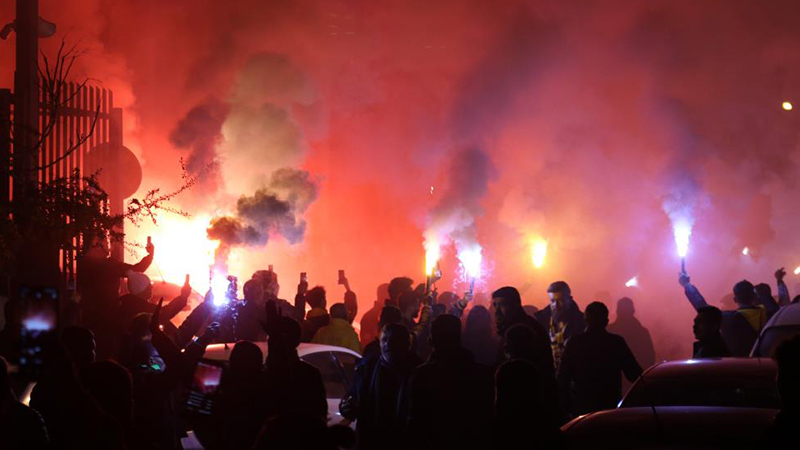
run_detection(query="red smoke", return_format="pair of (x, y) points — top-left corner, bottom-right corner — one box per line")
(3, 0), (800, 359)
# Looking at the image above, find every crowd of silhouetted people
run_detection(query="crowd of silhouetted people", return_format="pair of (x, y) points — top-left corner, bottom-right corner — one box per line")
(0, 239), (799, 449)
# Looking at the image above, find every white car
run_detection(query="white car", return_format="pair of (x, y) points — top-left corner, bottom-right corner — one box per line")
(751, 301), (800, 357)
(182, 342), (361, 449)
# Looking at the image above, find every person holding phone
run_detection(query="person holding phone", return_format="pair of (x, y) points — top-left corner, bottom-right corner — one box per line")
(78, 235), (155, 360)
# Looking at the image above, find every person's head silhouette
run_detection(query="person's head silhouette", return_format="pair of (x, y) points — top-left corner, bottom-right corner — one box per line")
(584, 301), (609, 331)
(616, 297), (635, 320)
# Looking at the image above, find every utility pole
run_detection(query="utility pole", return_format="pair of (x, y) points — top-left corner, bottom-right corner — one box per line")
(12, 0), (40, 200)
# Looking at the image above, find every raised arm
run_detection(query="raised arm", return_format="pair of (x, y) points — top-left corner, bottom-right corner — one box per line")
(776, 267), (791, 307)
(679, 272), (708, 311)
(130, 239), (155, 273)
(755, 283), (780, 317)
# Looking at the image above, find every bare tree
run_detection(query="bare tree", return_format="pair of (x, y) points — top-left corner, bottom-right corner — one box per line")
(0, 40), (196, 276)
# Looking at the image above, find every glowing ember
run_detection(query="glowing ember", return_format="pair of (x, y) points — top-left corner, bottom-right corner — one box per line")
(782, 101), (793, 111)
(625, 276), (638, 288)
(457, 244), (482, 279)
(531, 240), (548, 269)
(742, 247), (749, 256)
(673, 219), (692, 258)
(144, 214), (219, 293)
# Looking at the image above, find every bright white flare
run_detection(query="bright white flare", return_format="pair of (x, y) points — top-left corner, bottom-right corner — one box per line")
(783, 101), (793, 111)
(145, 214), (219, 293)
(673, 219), (692, 258)
(742, 247), (749, 256)
(458, 244), (482, 279)
(211, 274), (231, 307)
(795, 266), (800, 275)
(625, 276), (638, 288)
(531, 240), (548, 269)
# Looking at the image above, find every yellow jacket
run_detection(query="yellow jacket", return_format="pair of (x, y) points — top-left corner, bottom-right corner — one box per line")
(311, 318), (362, 354)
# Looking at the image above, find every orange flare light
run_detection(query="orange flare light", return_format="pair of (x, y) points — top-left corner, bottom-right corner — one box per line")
(531, 240), (547, 269)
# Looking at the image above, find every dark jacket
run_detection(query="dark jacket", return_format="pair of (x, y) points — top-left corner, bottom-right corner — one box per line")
(343, 353), (422, 450)
(500, 307), (555, 378)
(557, 329), (643, 417)
(534, 302), (585, 370)
(406, 347), (494, 450)
(693, 333), (730, 358)
(684, 283), (777, 357)
(263, 352), (327, 421)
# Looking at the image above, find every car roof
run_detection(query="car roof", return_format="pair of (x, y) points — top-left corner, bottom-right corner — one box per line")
(563, 406), (777, 446)
(643, 358), (776, 379)
(203, 342), (362, 363)
(762, 302), (800, 328)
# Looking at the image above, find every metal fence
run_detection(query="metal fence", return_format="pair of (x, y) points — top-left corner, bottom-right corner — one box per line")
(0, 82), (124, 285)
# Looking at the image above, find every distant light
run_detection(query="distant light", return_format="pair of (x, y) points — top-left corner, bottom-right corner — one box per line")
(795, 266), (800, 275)
(625, 276), (638, 288)
(782, 101), (793, 111)
(742, 247), (749, 256)
(430, 186), (434, 195)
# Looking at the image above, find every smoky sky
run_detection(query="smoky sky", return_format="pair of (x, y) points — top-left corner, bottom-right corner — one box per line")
(6, 0), (800, 359)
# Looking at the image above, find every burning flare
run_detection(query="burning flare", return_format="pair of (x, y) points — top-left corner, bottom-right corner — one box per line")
(424, 236), (441, 276)
(742, 247), (749, 256)
(794, 266), (800, 275)
(673, 218), (692, 258)
(625, 276), (638, 288)
(531, 240), (548, 269)
(457, 244), (482, 280)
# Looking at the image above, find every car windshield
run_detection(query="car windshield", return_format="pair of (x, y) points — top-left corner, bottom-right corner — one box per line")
(753, 325), (800, 357)
(621, 376), (780, 409)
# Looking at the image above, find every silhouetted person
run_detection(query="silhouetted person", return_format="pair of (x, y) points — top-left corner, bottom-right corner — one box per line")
(492, 286), (554, 377)
(493, 359), (565, 450)
(398, 291), (431, 355)
(692, 306), (730, 358)
(117, 273), (189, 347)
(30, 330), (124, 448)
(80, 360), (134, 443)
(503, 324), (561, 425)
(0, 356), (49, 447)
(253, 412), (339, 450)
(680, 272), (778, 356)
(386, 277), (415, 309)
(313, 303), (362, 353)
(558, 301), (642, 418)
(263, 301), (327, 421)
(407, 314), (494, 450)
(79, 236), (153, 359)
(523, 304), (539, 317)
(340, 323), (421, 450)
(361, 305), (403, 361)
(463, 305), (499, 367)
(360, 283), (390, 346)
(607, 297), (655, 371)
(234, 279), (268, 342)
(760, 334), (800, 446)
(300, 286), (330, 342)
(534, 281), (585, 371)
(196, 341), (266, 450)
